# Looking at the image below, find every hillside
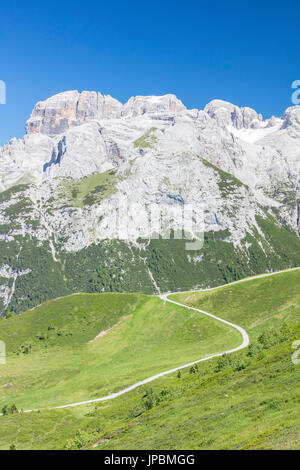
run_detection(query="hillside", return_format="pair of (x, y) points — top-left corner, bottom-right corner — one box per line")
(1, 92), (300, 313)
(0, 292), (240, 410)
(170, 268), (300, 339)
(0, 269), (299, 450)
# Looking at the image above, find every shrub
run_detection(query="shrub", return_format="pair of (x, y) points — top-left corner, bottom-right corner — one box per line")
(65, 430), (97, 450)
(231, 357), (250, 371)
(1, 405), (8, 415)
(189, 364), (198, 374)
(5, 310), (14, 319)
(20, 344), (31, 354)
(142, 388), (155, 410)
(258, 324), (291, 349)
(247, 343), (263, 357)
(36, 332), (47, 341)
(215, 353), (250, 372)
(1, 404), (18, 415)
(215, 354), (232, 372)
(140, 387), (172, 412)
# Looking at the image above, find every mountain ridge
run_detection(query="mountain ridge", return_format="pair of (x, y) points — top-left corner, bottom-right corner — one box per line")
(1, 90), (300, 314)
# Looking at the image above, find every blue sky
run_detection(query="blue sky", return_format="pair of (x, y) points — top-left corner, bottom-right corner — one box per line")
(0, 0), (299, 145)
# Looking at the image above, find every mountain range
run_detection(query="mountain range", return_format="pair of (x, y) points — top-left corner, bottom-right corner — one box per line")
(1, 90), (300, 314)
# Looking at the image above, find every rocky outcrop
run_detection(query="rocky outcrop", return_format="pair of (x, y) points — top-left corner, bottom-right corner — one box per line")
(25, 91), (186, 138)
(1, 89), (300, 239)
(281, 106), (300, 131)
(122, 94), (186, 117)
(25, 91), (123, 137)
(204, 99), (263, 129)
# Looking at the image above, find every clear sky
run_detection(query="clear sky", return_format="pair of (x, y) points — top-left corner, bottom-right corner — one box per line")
(0, 0), (299, 145)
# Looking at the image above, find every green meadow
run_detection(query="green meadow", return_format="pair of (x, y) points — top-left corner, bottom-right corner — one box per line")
(0, 269), (299, 450)
(170, 268), (300, 339)
(58, 169), (117, 208)
(0, 293), (240, 410)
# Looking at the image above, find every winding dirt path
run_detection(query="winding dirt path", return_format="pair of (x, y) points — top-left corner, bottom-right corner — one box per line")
(23, 293), (249, 413)
(13, 266), (300, 413)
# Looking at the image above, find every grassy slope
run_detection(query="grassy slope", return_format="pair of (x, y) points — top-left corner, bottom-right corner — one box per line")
(58, 170), (118, 208)
(170, 269), (300, 339)
(0, 270), (299, 450)
(1, 322), (299, 450)
(0, 271), (300, 449)
(0, 293), (240, 410)
(88, 271), (299, 450)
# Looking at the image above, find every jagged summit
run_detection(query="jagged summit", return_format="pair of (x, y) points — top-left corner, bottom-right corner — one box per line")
(204, 99), (263, 129)
(1, 90), (300, 207)
(281, 105), (300, 130)
(25, 90), (123, 136)
(25, 90), (186, 137)
(25, 89), (296, 141)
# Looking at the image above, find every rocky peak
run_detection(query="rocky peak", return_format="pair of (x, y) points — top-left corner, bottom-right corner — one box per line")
(25, 90), (123, 137)
(281, 106), (300, 130)
(204, 99), (263, 129)
(122, 94), (186, 117)
(266, 116), (281, 128)
(25, 91), (186, 138)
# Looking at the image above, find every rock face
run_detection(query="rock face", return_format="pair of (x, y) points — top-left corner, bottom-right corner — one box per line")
(2, 89), (300, 228)
(2, 90), (300, 223)
(25, 91), (123, 137)
(281, 105), (300, 130)
(25, 91), (186, 137)
(204, 99), (263, 129)
(122, 94), (186, 117)
(1, 89), (300, 312)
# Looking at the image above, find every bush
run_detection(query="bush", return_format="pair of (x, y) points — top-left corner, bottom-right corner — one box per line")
(215, 353), (250, 372)
(258, 324), (291, 349)
(140, 387), (172, 412)
(215, 354), (232, 372)
(142, 388), (155, 410)
(247, 343), (263, 357)
(128, 406), (143, 418)
(5, 310), (14, 319)
(1, 404), (18, 415)
(20, 344), (31, 354)
(231, 357), (250, 371)
(36, 332), (47, 341)
(65, 430), (98, 450)
(247, 324), (292, 359)
(189, 364), (198, 374)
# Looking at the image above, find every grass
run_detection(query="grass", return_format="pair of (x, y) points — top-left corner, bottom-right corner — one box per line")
(0, 269), (299, 450)
(133, 128), (157, 149)
(0, 323), (298, 450)
(170, 268), (300, 339)
(0, 292), (240, 410)
(264, 181), (298, 208)
(201, 157), (244, 197)
(0, 184), (29, 204)
(58, 169), (117, 208)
